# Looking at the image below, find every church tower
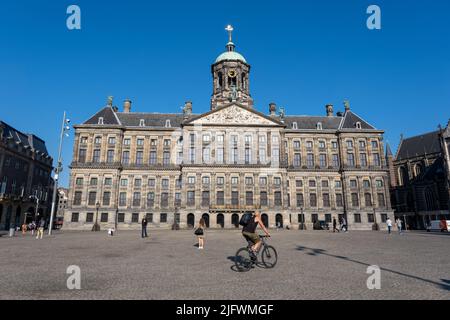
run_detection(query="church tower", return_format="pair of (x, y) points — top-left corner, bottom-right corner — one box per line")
(211, 25), (253, 110)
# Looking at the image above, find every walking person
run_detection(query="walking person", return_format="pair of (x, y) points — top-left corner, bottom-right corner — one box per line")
(21, 223), (27, 235)
(195, 218), (206, 250)
(333, 217), (340, 233)
(36, 219), (45, 240)
(386, 217), (392, 234)
(396, 218), (403, 234)
(141, 216), (148, 238)
(340, 217), (348, 232)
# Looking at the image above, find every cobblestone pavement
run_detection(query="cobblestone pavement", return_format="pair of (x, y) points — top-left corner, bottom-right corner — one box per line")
(0, 229), (449, 300)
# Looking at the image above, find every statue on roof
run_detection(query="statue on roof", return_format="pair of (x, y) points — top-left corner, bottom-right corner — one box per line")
(107, 96), (113, 106)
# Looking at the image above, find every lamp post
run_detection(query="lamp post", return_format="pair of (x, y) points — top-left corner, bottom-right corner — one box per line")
(300, 207), (305, 230)
(372, 208), (379, 231)
(92, 201), (100, 232)
(48, 111), (70, 235)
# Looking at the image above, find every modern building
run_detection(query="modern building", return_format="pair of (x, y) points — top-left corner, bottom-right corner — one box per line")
(64, 27), (394, 231)
(0, 121), (54, 230)
(388, 122), (450, 229)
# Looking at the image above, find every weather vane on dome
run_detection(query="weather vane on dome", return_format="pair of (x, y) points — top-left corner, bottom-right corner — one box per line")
(225, 25), (234, 43)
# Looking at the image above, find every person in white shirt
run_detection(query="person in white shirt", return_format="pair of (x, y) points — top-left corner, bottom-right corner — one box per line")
(386, 218), (392, 234)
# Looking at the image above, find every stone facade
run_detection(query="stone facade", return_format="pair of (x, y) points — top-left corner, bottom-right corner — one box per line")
(0, 121), (53, 230)
(64, 29), (394, 231)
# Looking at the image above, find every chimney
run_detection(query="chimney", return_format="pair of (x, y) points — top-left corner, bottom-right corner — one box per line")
(123, 99), (132, 113)
(326, 104), (334, 117)
(269, 103), (277, 117)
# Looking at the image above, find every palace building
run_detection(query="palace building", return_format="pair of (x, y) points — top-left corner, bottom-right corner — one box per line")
(64, 26), (394, 230)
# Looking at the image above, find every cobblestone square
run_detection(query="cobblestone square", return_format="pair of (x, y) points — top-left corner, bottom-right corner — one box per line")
(0, 230), (449, 300)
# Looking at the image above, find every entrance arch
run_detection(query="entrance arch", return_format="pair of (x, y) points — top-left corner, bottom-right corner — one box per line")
(217, 214), (224, 228)
(261, 214), (269, 228)
(187, 213), (195, 229)
(201, 213), (210, 228)
(231, 213), (239, 228)
(275, 214), (283, 228)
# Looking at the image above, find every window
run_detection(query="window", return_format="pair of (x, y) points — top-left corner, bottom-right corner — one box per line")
(245, 148), (251, 164)
(309, 180), (316, 187)
(217, 148), (224, 163)
(188, 176), (196, 185)
(325, 214), (332, 223)
(86, 212), (93, 223)
(332, 154), (339, 168)
(187, 191), (195, 206)
(132, 213), (139, 223)
(98, 117), (104, 125)
(246, 192), (253, 205)
(231, 177), (239, 185)
(231, 191), (239, 206)
(103, 192), (111, 206)
(135, 178), (142, 187)
(80, 137), (88, 144)
(293, 154), (301, 167)
(201, 176), (210, 185)
(259, 149), (266, 163)
(371, 140), (379, 149)
(137, 138), (144, 146)
(319, 154), (327, 167)
(161, 193), (169, 207)
(354, 214), (361, 223)
(368, 214), (374, 223)
(165, 120), (171, 128)
(293, 141), (300, 149)
(147, 193), (155, 207)
(350, 180), (357, 188)
(365, 193), (372, 207)
(381, 214), (388, 223)
(217, 191), (224, 205)
(351, 193), (359, 207)
(104, 178), (112, 186)
(76, 178), (84, 186)
(378, 193), (386, 207)
(363, 180), (371, 188)
(122, 151), (130, 165)
(139, 119), (145, 127)
(310, 193), (317, 207)
(260, 177), (267, 186)
(71, 213), (79, 223)
(360, 153), (367, 167)
(146, 213), (153, 223)
(319, 141), (326, 149)
(359, 140), (366, 148)
(245, 135), (252, 144)
(151, 139), (157, 146)
(132, 192), (141, 207)
(202, 135), (210, 143)
(200, 191), (210, 206)
(346, 140), (353, 148)
(336, 194), (343, 207)
(260, 192), (268, 206)
(108, 137), (116, 145)
(149, 151), (157, 165)
(163, 151), (170, 166)
(119, 192), (127, 206)
(120, 179), (128, 187)
(189, 148), (195, 163)
(259, 135), (266, 143)
(347, 153), (355, 167)
(322, 180), (329, 188)
(118, 213), (125, 223)
(160, 213), (167, 223)
(292, 122), (298, 129)
(136, 151), (144, 165)
(245, 177), (253, 185)
(217, 177), (224, 186)
(272, 136), (279, 144)
(316, 122), (323, 130)
(356, 122), (362, 129)
(335, 180), (342, 188)
(93, 149), (101, 163)
(331, 141), (338, 149)
(163, 139), (171, 147)
(88, 192), (97, 206)
(296, 193), (304, 207)
(174, 193), (181, 206)
(274, 192), (282, 206)
(231, 147), (238, 164)
(274, 177), (281, 186)
(78, 149), (87, 163)
(107, 150), (115, 163)
(73, 191), (82, 206)
(101, 213), (108, 223)
(148, 178), (156, 187)
(231, 135), (238, 145)
(294, 180), (302, 188)
(217, 135), (224, 143)
(311, 214), (318, 223)
(94, 136), (102, 144)
(373, 153), (381, 166)
(123, 138), (131, 146)
(202, 148), (210, 163)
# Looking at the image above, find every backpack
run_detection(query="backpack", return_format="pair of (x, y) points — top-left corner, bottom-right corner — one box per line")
(239, 213), (253, 227)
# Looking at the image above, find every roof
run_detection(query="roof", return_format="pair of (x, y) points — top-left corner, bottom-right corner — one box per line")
(0, 121), (50, 155)
(215, 51), (247, 63)
(84, 106), (121, 125)
(117, 113), (195, 128)
(340, 111), (376, 130)
(396, 130), (441, 161)
(284, 116), (342, 130)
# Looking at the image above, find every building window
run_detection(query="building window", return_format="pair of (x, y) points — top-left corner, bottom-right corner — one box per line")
(307, 154), (314, 168)
(89, 177), (97, 186)
(245, 177), (253, 185)
(322, 180), (329, 188)
(325, 214), (332, 223)
(136, 151), (144, 165)
(365, 193), (372, 207)
(260, 192), (268, 206)
(122, 151), (130, 165)
(80, 137), (88, 144)
(360, 153), (367, 167)
(88, 192), (97, 206)
(356, 122), (362, 129)
(336, 193), (343, 207)
(231, 191), (239, 206)
(259, 177), (267, 186)
(98, 117), (104, 125)
(217, 177), (224, 186)
(347, 153), (355, 167)
(309, 180), (316, 188)
(148, 178), (156, 187)
(165, 120), (171, 128)
(323, 193), (330, 207)
(188, 176), (196, 185)
(189, 148), (195, 163)
(319, 154), (327, 168)
(86, 212), (93, 223)
(108, 137), (116, 145)
(174, 193), (181, 206)
(378, 193), (386, 207)
(78, 149), (87, 163)
(161, 193), (169, 207)
(187, 191), (195, 206)
(147, 193), (155, 207)
(71, 213), (79, 223)
(202, 148), (210, 163)
(123, 138), (131, 146)
(107, 150), (115, 163)
(245, 148), (251, 164)
(371, 140), (379, 149)
(131, 213), (139, 223)
(149, 151), (157, 165)
(75, 178), (84, 186)
(160, 213), (167, 223)
(119, 192), (127, 207)
(293, 153), (301, 167)
(292, 122), (298, 129)
(331, 141), (338, 149)
(118, 213), (125, 223)
(151, 139), (157, 146)
(319, 141), (326, 149)
(163, 152), (171, 166)
(202, 135), (211, 143)
(373, 153), (381, 166)
(101, 213), (108, 223)
(316, 122), (323, 130)
(368, 213), (374, 223)
(120, 179), (128, 187)
(351, 193), (359, 207)
(376, 179), (384, 188)
(202, 191), (210, 206)
(296, 193), (304, 207)
(134, 178), (142, 187)
(350, 179), (357, 188)
(354, 214), (361, 223)
(310, 193), (317, 207)
(295, 180), (303, 188)
(161, 179), (169, 189)
(381, 214), (388, 223)
(231, 177), (239, 185)
(133, 192), (141, 207)
(259, 148), (266, 163)
(274, 177), (281, 186)
(103, 192), (111, 206)
(359, 140), (366, 149)
(311, 214), (318, 223)
(274, 192), (282, 206)
(363, 180), (370, 188)
(146, 213), (153, 223)
(217, 135), (224, 143)
(139, 119), (145, 127)
(217, 191), (224, 205)
(347, 140), (353, 148)
(93, 149), (101, 163)
(246, 192), (253, 206)
(217, 148), (224, 163)
(73, 191), (82, 206)
(293, 140), (300, 149)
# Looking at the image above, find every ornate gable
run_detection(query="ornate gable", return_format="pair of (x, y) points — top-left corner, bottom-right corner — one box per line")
(188, 104), (282, 126)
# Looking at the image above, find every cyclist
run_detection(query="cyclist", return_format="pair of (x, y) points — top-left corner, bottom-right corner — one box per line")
(242, 211), (270, 258)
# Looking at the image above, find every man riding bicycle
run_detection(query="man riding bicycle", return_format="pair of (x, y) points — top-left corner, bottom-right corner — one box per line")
(241, 211), (270, 257)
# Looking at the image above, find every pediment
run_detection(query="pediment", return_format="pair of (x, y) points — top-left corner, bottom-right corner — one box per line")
(188, 104), (283, 126)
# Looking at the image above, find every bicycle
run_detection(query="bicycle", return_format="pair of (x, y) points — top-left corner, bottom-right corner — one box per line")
(234, 235), (278, 272)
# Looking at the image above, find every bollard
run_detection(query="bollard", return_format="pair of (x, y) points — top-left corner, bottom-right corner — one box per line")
(9, 227), (15, 237)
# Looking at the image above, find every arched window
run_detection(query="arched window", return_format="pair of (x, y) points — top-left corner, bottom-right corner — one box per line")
(316, 122), (323, 130)
(292, 122), (298, 130)
(139, 119), (145, 127)
(241, 72), (246, 90)
(217, 72), (223, 89)
(414, 163), (423, 177)
(165, 119), (171, 128)
(98, 117), (104, 125)
(356, 122), (362, 129)
(398, 166), (409, 186)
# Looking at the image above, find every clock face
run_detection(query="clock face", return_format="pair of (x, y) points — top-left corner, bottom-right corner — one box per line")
(228, 69), (237, 78)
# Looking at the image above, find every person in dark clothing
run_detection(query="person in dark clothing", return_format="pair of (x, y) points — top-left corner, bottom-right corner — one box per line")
(242, 211), (270, 255)
(141, 217), (148, 238)
(333, 217), (340, 233)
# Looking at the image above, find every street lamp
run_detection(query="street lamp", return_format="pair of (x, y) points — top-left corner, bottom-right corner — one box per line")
(48, 112), (70, 235)
(299, 207), (305, 230)
(92, 201), (101, 232)
(372, 208), (379, 231)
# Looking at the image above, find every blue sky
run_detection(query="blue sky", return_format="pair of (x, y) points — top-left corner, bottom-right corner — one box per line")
(1, 0), (449, 187)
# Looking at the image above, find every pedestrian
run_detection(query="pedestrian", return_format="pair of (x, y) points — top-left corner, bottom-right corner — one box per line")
(30, 221), (36, 236)
(386, 217), (392, 234)
(36, 219), (45, 240)
(21, 223), (27, 235)
(396, 218), (403, 234)
(333, 217), (340, 233)
(195, 218), (206, 250)
(141, 216), (148, 238)
(340, 217), (347, 232)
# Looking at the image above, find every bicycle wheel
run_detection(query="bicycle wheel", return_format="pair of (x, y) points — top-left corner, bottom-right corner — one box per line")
(235, 247), (253, 272)
(261, 245), (278, 268)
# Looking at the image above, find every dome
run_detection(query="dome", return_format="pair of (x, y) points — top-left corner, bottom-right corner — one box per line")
(215, 51), (247, 64)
